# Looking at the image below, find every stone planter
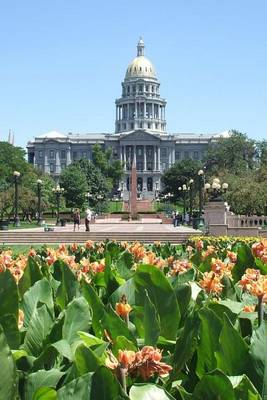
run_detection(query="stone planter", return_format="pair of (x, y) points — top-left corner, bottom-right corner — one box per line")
(0, 220), (9, 230)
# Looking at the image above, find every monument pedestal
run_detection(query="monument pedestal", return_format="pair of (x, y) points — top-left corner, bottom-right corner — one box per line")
(204, 201), (227, 235)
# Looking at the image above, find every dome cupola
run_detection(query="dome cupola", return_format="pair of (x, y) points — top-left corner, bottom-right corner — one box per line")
(125, 37), (157, 80)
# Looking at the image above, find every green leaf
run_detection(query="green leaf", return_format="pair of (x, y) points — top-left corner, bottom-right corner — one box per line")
(32, 387), (57, 400)
(22, 278), (54, 327)
(101, 305), (137, 344)
(232, 244), (255, 282)
(25, 369), (64, 400)
(52, 339), (73, 361)
(109, 278), (138, 307)
(62, 297), (92, 345)
(75, 344), (102, 375)
(78, 332), (106, 347)
(193, 370), (235, 400)
(129, 384), (175, 400)
(173, 283), (192, 318)
(53, 260), (78, 310)
(134, 264), (180, 340)
(90, 366), (129, 400)
(249, 320), (267, 398)
(116, 251), (134, 280)
(82, 281), (105, 337)
(228, 375), (262, 399)
(0, 324), (17, 400)
(0, 268), (18, 319)
(144, 290), (160, 346)
(19, 256), (42, 297)
(22, 304), (54, 357)
(57, 372), (93, 399)
(196, 307), (222, 378)
(0, 314), (20, 349)
(112, 335), (137, 357)
(216, 314), (249, 375)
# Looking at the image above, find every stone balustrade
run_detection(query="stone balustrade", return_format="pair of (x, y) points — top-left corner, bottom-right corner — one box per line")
(227, 214), (267, 228)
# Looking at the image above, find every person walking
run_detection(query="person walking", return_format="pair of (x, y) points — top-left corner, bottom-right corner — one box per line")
(85, 208), (92, 232)
(73, 209), (81, 231)
(175, 211), (180, 227)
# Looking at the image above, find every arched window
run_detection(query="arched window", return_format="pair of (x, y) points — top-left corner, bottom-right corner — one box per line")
(147, 177), (153, 192)
(137, 177), (143, 191)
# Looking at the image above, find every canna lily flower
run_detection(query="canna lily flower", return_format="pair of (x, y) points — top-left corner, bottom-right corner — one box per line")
(227, 250), (237, 263)
(243, 305), (256, 313)
(85, 240), (94, 249)
(251, 242), (265, 258)
(199, 271), (223, 295)
(171, 260), (192, 275)
(115, 295), (132, 319)
(203, 245), (216, 258)
(28, 248), (37, 257)
(196, 240), (204, 251)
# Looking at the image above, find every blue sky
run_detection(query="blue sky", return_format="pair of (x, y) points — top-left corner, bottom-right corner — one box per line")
(0, 0), (266, 148)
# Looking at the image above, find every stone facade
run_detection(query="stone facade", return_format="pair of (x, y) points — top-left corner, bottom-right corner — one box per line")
(27, 39), (231, 199)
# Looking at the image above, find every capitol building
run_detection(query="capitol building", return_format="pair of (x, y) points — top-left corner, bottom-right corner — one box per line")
(27, 38), (230, 198)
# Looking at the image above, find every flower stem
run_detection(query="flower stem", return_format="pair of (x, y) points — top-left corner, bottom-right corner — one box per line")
(118, 367), (127, 394)
(258, 295), (264, 326)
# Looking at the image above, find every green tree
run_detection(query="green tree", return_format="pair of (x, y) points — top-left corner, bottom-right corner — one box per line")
(92, 144), (124, 188)
(204, 131), (256, 175)
(161, 159), (201, 200)
(77, 159), (112, 198)
(59, 164), (88, 208)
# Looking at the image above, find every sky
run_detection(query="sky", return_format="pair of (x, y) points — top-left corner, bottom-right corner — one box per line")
(0, 0), (266, 148)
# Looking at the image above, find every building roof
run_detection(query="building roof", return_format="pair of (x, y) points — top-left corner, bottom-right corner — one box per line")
(37, 130), (67, 139)
(125, 39), (157, 80)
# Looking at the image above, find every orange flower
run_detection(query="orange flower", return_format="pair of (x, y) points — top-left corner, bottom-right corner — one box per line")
(227, 251), (237, 263)
(196, 240), (204, 251)
(85, 240), (94, 249)
(118, 350), (136, 368)
(70, 243), (79, 252)
(252, 242), (265, 258)
(116, 295), (132, 318)
(203, 245), (216, 258)
(240, 268), (260, 290)
(243, 305), (256, 313)
(171, 260), (192, 275)
(199, 271), (223, 294)
(28, 248), (37, 257)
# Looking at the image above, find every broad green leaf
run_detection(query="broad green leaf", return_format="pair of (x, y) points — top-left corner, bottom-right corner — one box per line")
(232, 244), (255, 282)
(62, 297), (92, 345)
(173, 283), (192, 318)
(101, 305), (137, 344)
(75, 344), (102, 375)
(25, 369), (64, 400)
(112, 335), (137, 357)
(228, 375), (261, 399)
(110, 278), (138, 307)
(218, 299), (244, 315)
(32, 387), (57, 400)
(0, 268), (18, 319)
(173, 311), (200, 374)
(53, 260), (78, 310)
(82, 281), (105, 336)
(57, 372), (93, 399)
(116, 251), (134, 280)
(22, 304), (54, 357)
(129, 383), (175, 400)
(196, 307), (222, 378)
(144, 290), (160, 346)
(90, 366), (129, 400)
(22, 278), (54, 327)
(52, 339), (73, 361)
(0, 324), (17, 400)
(134, 264), (180, 340)
(19, 256), (42, 297)
(193, 370), (235, 400)
(249, 320), (267, 398)
(78, 331), (106, 347)
(216, 314), (249, 375)
(0, 314), (20, 349)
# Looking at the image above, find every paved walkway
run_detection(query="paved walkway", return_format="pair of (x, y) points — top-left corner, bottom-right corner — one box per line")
(8, 222), (198, 234)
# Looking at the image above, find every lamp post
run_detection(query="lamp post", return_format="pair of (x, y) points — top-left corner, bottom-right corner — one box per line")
(155, 181), (159, 199)
(85, 192), (92, 208)
(188, 178), (194, 223)
(13, 171), (20, 227)
(182, 184), (187, 222)
(52, 185), (64, 226)
(198, 169), (204, 219)
(205, 178), (228, 201)
(37, 179), (43, 225)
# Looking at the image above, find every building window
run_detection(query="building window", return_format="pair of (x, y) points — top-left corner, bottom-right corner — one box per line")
(137, 162), (143, 171)
(82, 151), (87, 158)
(117, 123), (120, 131)
(155, 123), (158, 129)
(147, 162), (152, 171)
(175, 151), (180, 160)
(61, 163), (66, 170)
(50, 163), (54, 173)
(137, 147), (142, 156)
(113, 148), (118, 156)
(162, 162), (167, 171)
(146, 85), (149, 92)
(131, 123), (134, 130)
(138, 84), (143, 93)
(123, 123), (126, 130)
(184, 151), (189, 159)
(127, 86), (130, 94)
(161, 148), (167, 157)
(139, 123), (143, 128)
(37, 164), (43, 171)
(38, 150), (43, 158)
(61, 150), (66, 159)
(147, 147), (152, 156)
(49, 150), (54, 159)
(73, 151), (77, 160)
(147, 123), (151, 129)
(152, 86), (154, 92)
(194, 151), (199, 160)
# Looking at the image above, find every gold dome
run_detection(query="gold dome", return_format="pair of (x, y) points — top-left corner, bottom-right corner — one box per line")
(125, 38), (157, 80)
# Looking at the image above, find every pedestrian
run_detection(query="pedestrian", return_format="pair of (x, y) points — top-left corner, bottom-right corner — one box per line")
(73, 209), (80, 231)
(175, 211), (180, 227)
(184, 212), (190, 225)
(85, 208), (92, 232)
(172, 211), (176, 227)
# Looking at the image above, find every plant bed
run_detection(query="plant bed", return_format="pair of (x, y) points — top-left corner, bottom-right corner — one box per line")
(0, 238), (266, 399)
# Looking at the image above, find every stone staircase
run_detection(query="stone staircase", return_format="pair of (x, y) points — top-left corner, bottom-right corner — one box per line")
(0, 230), (199, 245)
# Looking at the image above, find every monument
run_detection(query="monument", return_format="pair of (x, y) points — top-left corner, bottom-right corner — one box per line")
(130, 159), (137, 219)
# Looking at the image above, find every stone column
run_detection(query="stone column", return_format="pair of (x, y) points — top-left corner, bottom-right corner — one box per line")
(123, 146), (126, 170)
(158, 146), (161, 171)
(169, 148), (172, 167)
(135, 102), (137, 119)
(44, 151), (49, 173)
(152, 103), (154, 119)
(55, 150), (60, 174)
(144, 102), (146, 120)
(66, 148), (71, 166)
(154, 146), (157, 171)
(133, 145), (136, 165)
(144, 145), (147, 171)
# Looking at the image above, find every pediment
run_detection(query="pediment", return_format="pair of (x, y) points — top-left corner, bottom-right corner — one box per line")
(120, 130), (160, 142)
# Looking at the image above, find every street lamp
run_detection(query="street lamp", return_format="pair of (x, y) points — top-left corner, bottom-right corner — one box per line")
(37, 179), (43, 225)
(85, 192), (92, 207)
(198, 169), (204, 219)
(13, 171), (20, 227)
(52, 185), (64, 226)
(182, 184), (187, 222)
(155, 181), (159, 199)
(188, 178), (194, 223)
(205, 178), (228, 201)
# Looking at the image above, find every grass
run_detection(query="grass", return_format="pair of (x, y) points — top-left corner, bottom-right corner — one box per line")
(0, 244), (58, 255)
(6, 219), (57, 230)
(107, 201), (123, 213)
